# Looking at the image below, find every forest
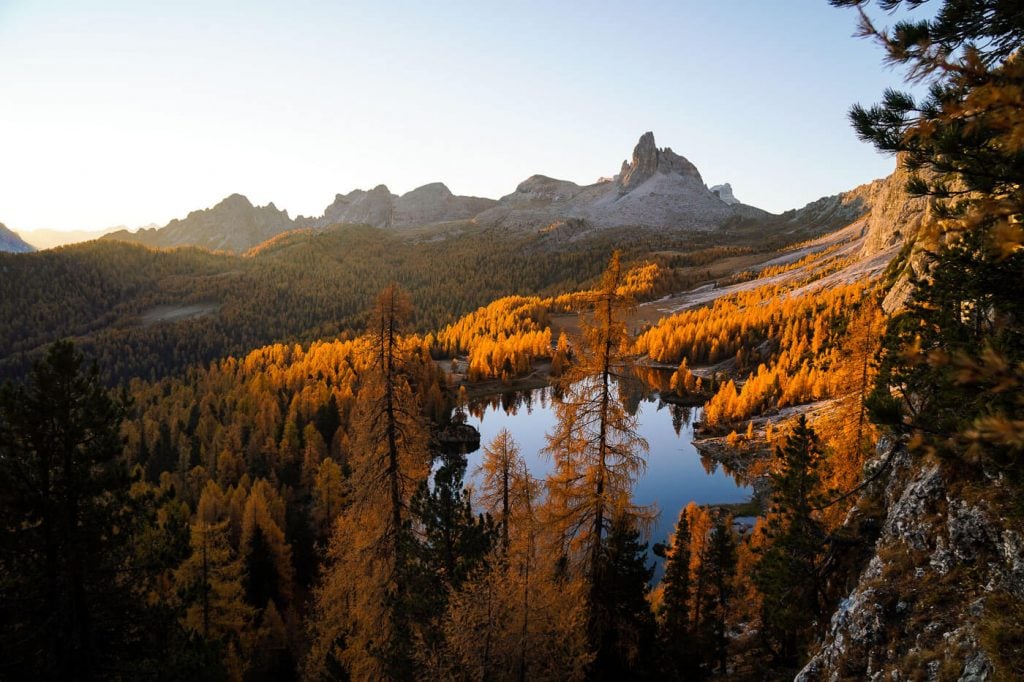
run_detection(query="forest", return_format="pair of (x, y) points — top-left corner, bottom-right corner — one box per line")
(1, 0), (1022, 679)
(0, 222), (785, 385)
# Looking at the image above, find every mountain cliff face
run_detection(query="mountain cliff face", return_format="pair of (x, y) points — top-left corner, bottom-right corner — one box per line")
(796, 439), (1020, 681)
(106, 194), (295, 253)
(302, 185), (394, 229)
(0, 223), (35, 253)
(766, 158), (931, 313)
(475, 131), (767, 230)
(392, 182), (496, 227)
(840, 160), (931, 260)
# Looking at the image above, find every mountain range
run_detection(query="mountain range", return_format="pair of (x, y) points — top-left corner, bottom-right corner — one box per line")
(98, 132), (774, 254)
(2, 131), (910, 258)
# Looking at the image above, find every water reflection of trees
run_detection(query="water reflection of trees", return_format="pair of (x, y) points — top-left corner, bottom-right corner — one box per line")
(671, 404), (692, 436)
(697, 452), (751, 487)
(460, 367), (753, 500)
(466, 366), (681, 420)
(467, 386), (553, 420)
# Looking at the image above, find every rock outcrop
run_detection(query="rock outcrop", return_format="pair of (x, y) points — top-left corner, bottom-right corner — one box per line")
(710, 183), (740, 205)
(619, 131), (703, 189)
(392, 183), (496, 228)
(0, 223), (36, 253)
(839, 159), (931, 260)
(296, 182), (496, 231)
(796, 438), (1019, 681)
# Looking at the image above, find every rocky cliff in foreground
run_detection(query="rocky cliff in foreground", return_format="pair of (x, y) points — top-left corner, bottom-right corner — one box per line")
(796, 438), (1020, 681)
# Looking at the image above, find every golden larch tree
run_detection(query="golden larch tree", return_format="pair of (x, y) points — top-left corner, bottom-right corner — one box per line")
(541, 251), (654, 650)
(306, 284), (431, 680)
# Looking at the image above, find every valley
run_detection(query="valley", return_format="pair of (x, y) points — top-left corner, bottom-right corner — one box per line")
(1, 2), (1021, 677)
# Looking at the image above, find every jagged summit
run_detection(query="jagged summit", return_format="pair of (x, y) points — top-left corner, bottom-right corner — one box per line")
(299, 182), (496, 231)
(619, 131), (703, 189)
(313, 185), (395, 229)
(216, 193), (253, 209)
(475, 131), (768, 230)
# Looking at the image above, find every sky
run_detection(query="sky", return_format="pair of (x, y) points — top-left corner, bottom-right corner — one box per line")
(0, 1), (924, 232)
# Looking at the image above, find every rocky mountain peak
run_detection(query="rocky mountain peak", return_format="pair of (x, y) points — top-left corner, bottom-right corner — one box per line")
(215, 193), (255, 210)
(401, 182), (453, 200)
(619, 131), (703, 189)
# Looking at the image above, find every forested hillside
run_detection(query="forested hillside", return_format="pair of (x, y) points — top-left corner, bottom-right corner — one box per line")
(0, 210), (849, 384)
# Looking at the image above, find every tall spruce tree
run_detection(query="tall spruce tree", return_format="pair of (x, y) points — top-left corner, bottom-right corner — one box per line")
(589, 515), (656, 681)
(753, 416), (827, 667)
(408, 452), (496, 650)
(698, 516), (738, 676)
(657, 509), (696, 678)
(0, 341), (175, 678)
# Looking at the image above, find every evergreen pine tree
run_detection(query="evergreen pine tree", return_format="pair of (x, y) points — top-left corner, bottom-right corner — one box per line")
(589, 515), (656, 681)
(657, 508), (696, 677)
(753, 415), (827, 667)
(0, 341), (183, 678)
(698, 516), (737, 676)
(408, 452), (496, 648)
(831, 0), (1024, 473)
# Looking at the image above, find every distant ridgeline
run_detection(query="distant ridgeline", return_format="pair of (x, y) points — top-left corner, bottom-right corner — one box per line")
(101, 132), (771, 254)
(0, 128), (922, 387)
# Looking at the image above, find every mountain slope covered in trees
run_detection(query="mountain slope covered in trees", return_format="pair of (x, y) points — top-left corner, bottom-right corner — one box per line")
(0, 191), (881, 385)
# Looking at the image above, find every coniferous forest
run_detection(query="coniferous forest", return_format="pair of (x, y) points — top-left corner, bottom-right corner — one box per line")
(1, 1), (1022, 680)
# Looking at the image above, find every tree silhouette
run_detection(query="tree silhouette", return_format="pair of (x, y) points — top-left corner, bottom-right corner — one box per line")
(0, 341), (155, 678)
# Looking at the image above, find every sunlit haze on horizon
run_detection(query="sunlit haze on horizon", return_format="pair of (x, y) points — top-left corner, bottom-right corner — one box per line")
(0, 1), (923, 232)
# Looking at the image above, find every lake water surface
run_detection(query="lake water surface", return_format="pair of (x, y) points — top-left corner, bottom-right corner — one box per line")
(459, 382), (751, 573)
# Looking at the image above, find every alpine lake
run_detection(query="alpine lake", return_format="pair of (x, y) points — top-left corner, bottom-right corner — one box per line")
(449, 370), (754, 579)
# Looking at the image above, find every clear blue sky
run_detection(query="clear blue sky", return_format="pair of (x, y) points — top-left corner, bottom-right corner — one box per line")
(0, 1), (921, 231)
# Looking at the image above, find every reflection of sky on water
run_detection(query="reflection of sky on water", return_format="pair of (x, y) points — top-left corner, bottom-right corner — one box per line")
(460, 382), (751, 580)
